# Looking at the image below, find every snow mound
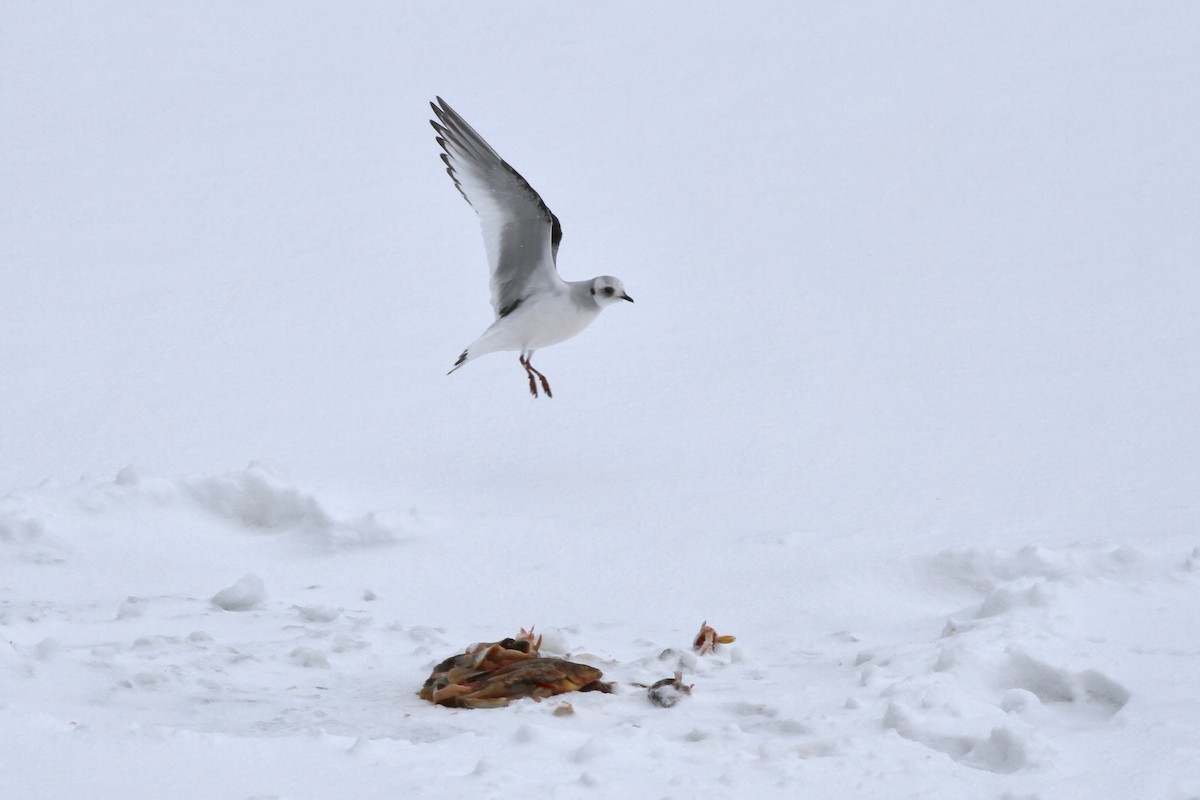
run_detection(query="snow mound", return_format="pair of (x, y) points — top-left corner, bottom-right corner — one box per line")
(996, 650), (1130, 714)
(924, 544), (1146, 595)
(844, 544), (1163, 777)
(0, 511), (44, 544)
(212, 574), (268, 611)
(184, 468), (333, 530)
(171, 465), (402, 549)
(1, 465), (408, 557)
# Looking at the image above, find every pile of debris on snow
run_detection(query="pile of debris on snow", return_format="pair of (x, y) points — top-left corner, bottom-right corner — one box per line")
(420, 622), (734, 709)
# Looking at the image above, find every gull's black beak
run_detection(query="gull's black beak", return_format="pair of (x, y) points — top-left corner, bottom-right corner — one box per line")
(621, 294), (634, 303)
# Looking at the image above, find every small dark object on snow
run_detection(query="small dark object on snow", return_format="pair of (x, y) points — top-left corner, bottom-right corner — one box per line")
(420, 631), (613, 709)
(648, 672), (693, 708)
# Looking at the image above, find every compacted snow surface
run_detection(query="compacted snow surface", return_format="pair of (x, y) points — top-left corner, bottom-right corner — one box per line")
(3, 3), (1200, 798)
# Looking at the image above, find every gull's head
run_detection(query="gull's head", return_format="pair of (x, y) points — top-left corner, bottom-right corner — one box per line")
(590, 276), (634, 307)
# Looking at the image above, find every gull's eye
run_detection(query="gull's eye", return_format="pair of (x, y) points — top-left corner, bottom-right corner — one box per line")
(604, 286), (615, 296)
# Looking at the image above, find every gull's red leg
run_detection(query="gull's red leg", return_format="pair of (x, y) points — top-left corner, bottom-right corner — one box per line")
(519, 355), (540, 398)
(525, 358), (553, 399)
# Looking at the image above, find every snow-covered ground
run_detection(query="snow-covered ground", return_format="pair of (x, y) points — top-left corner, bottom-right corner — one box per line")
(3, 3), (1199, 798)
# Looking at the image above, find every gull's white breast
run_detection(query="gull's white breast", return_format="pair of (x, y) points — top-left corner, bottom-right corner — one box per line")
(502, 291), (599, 351)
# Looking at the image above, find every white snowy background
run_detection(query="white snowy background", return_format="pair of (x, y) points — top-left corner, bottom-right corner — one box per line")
(3, 2), (1199, 797)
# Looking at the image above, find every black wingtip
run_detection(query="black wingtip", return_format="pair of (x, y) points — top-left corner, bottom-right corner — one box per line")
(431, 97), (458, 123)
(430, 100), (452, 130)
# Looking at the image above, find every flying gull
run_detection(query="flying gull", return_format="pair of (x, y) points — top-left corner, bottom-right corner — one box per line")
(430, 97), (633, 398)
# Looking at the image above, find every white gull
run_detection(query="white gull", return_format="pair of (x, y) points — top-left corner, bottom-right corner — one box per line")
(430, 97), (633, 398)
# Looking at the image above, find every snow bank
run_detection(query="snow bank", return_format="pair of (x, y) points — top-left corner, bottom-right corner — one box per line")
(3, 468), (1199, 798)
(0, 465), (406, 560)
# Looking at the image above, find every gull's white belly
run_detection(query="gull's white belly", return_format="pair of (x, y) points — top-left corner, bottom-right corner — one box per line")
(470, 292), (598, 356)
(518, 295), (597, 349)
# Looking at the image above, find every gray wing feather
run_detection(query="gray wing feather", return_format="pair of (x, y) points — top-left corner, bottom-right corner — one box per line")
(430, 98), (563, 318)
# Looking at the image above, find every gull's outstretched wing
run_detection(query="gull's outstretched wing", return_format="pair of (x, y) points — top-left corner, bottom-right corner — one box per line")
(431, 97), (564, 319)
